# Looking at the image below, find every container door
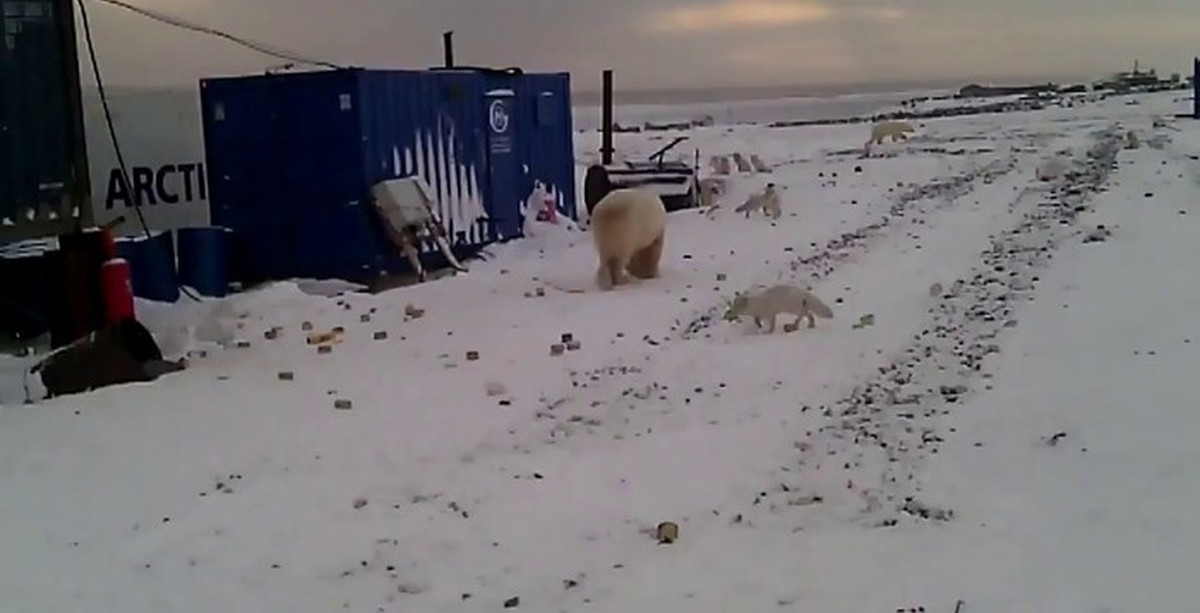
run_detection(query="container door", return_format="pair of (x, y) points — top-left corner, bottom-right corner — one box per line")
(483, 91), (521, 239)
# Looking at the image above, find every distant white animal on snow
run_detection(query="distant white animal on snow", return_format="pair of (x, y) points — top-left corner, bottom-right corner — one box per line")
(589, 187), (668, 290)
(724, 284), (834, 333)
(732, 152), (754, 173)
(710, 155), (732, 175)
(697, 177), (725, 210)
(734, 183), (782, 220)
(867, 120), (916, 146)
(750, 154), (773, 173)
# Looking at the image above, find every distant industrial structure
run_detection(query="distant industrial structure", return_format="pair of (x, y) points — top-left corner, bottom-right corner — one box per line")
(954, 61), (1188, 101)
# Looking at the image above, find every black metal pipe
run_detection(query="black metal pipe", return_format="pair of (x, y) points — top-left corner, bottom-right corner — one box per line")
(601, 69), (614, 165)
(443, 31), (455, 68)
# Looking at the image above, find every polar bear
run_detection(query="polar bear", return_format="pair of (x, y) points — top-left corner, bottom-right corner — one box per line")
(868, 120), (916, 145)
(590, 187), (668, 290)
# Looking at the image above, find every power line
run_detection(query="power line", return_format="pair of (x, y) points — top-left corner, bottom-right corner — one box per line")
(88, 0), (343, 70)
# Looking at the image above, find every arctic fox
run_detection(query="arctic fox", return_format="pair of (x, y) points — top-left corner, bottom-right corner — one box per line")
(733, 183), (782, 220)
(724, 284), (834, 333)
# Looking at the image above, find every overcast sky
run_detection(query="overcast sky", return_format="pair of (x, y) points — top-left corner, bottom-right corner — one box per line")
(82, 0), (1200, 92)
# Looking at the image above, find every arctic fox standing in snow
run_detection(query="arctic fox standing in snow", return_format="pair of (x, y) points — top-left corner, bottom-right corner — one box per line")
(734, 183), (782, 220)
(724, 284), (834, 333)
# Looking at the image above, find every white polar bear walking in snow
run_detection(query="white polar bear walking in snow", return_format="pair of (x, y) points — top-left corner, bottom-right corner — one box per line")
(867, 120), (916, 147)
(589, 187), (668, 290)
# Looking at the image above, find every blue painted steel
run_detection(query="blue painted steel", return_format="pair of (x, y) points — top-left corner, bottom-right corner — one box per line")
(484, 90), (522, 240)
(199, 67), (576, 284)
(116, 231), (180, 303)
(515, 73), (577, 220)
(176, 226), (232, 297)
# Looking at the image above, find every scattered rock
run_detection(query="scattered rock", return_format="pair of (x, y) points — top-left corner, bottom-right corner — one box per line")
(466, 350), (480, 361)
(277, 371), (295, 381)
(306, 330), (341, 345)
(334, 399), (353, 410)
(352, 498), (368, 510)
(503, 596), (521, 608)
(1044, 431), (1068, 447)
(550, 344), (566, 356)
(656, 521), (679, 544)
(373, 331), (388, 341)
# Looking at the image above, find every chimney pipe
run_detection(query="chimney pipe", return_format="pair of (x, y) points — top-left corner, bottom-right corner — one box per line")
(601, 69), (614, 165)
(443, 31), (455, 68)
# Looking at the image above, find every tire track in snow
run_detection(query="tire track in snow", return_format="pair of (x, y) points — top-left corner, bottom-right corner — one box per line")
(512, 127), (1057, 453)
(749, 123), (1127, 528)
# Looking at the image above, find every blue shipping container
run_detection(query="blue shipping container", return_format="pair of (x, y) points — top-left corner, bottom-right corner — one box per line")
(199, 67), (576, 284)
(0, 0), (90, 241)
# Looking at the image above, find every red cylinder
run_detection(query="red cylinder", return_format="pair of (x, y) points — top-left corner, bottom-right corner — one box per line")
(100, 258), (136, 324)
(99, 229), (118, 260)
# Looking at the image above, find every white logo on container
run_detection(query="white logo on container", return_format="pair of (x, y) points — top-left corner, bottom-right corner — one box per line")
(489, 100), (509, 134)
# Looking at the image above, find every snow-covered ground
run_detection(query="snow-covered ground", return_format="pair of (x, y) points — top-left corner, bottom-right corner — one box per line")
(2, 91), (1198, 612)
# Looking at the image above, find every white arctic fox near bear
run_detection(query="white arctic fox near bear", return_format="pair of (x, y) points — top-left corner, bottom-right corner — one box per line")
(590, 187), (668, 290)
(725, 284), (834, 333)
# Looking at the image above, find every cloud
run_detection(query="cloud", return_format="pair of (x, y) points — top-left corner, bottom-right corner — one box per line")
(646, 0), (836, 34)
(852, 6), (908, 21)
(726, 38), (860, 74)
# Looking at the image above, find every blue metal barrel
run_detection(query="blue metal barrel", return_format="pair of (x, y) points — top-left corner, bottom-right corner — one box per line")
(116, 231), (180, 303)
(176, 226), (232, 298)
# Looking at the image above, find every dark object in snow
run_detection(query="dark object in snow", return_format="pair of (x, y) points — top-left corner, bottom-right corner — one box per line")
(334, 399), (353, 410)
(503, 596), (520, 608)
(466, 350), (480, 361)
(31, 318), (182, 400)
(1082, 225), (1111, 243)
(550, 344), (565, 356)
(373, 331), (388, 341)
(1045, 431), (1067, 446)
(955, 599), (965, 613)
(560, 332), (574, 344)
(656, 521), (679, 544)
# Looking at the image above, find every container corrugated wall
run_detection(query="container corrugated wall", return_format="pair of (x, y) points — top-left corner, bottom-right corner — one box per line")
(0, 0), (90, 240)
(515, 73), (577, 221)
(358, 70), (493, 257)
(200, 67), (577, 284)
